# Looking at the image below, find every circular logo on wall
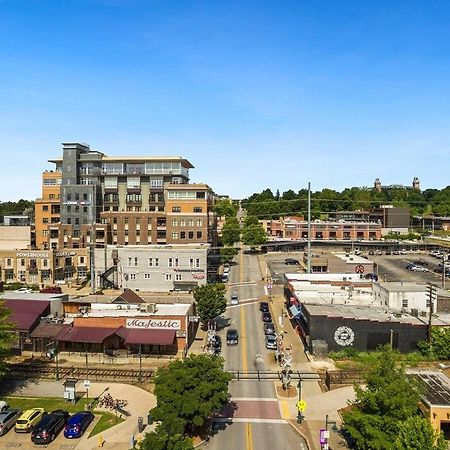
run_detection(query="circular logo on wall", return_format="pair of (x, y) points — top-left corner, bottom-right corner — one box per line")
(334, 326), (355, 346)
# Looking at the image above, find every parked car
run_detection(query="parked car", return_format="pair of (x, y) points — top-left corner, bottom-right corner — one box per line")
(414, 260), (428, 266)
(393, 250), (400, 255)
(0, 409), (21, 436)
(226, 329), (239, 346)
(385, 251), (392, 255)
(284, 258), (300, 265)
(364, 273), (378, 281)
(405, 263), (416, 270)
(263, 322), (275, 335)
(15, 408), (45, 433)
(259, 302), (269, 313)
(0, 401), (9, 412)
(40, 286), (62, 294)
(400, 249), (407, 255)
(221, 274), (229, 282)
(262, 312), (272, 322)
(63, 412), (94, 439)
(375, 250), (383, 255)
(14, 287), (33, 294)
(368, 250), (375, 255)
(265, 334), (277, 350)
(211, 335), (222, 355)
(31, 410), (68, 444)
(230, 293), (239, 305)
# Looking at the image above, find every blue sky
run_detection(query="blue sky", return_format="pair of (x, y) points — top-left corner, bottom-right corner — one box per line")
(1, 0), (450, 201)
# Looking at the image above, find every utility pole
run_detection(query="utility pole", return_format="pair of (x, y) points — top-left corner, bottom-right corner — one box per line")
(90, 193), (96, 295)
(442, 252), (447, 290)
(426, 284), (437, 343)
(307, 182), (311, 274)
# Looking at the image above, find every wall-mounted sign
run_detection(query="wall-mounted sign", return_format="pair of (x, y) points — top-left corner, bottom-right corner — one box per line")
(126, 318), (180, 330)
(189, 316), (200, 322)
(16, 252), (49, 258)
(174, 268), (204, 273)
(55, 251), (77, 257)
(334, 326), (355, 346)
(176, 330), (187, 338)
(192, 274), (205, 279)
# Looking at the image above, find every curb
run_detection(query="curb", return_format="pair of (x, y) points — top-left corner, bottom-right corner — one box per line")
(286, 419), (313, 450)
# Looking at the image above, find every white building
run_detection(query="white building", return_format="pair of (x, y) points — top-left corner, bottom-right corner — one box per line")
(94, 244), (209, 292)
(372, 282), (430, 315)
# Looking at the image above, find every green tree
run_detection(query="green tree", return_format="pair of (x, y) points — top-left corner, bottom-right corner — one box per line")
(342, 346), (421, 449)
(394, 416), (446, 450)
(418, 327), (450, 360)
(139, 425), (194, 450)
(193, 284), (227, 326)
(219, 247), (239, 264)
(241, 224), (267, 247)
(214, 199), (237, 218)
(151, 354), (231, 435)
(0, 302), (16, 376)
(221, 218), (240, 246)
(244, 215), (259, 226)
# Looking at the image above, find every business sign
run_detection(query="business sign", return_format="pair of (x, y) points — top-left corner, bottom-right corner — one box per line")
(355, 264), (365, 274)
(55, 251), (77, 257)
(126, 318), (181, 330)
(16, 252), (49, 258)
(319, 429), (329, 445)
(192, 274), (205, 279)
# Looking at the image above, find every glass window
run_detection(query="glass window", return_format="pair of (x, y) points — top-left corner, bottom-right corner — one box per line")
(172, 231), (178, 240)
(127, 177), (141, 189)
(165, 273), (172, 281)
(104, 177), (118, 188)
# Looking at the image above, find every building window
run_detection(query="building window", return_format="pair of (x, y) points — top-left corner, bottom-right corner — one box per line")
(172, 231), (178, 240)
(21, 259), (25, 266)
(172, 206), (181, 213)
(43, 218), (49, 224)
(172, 218), (178, 227)
(144, 273), (151, 279)
(128, 257), (132, 267)
(67, 206), (71, 213)
(165, 273), (172, 281)
(125, 218), (129, 224)
(174, 258), (179, 267)
(75, 218), (80, 225)
(43, 230), (48, 236)
(175, 274), (182, 281)
(188, 218), (194, 227)
(180, 231), (186, 239)
(130, 273), (136, 280)
(6, 258), (11, 265)
(134, 257), (138, 267)
(402, 298), (408, 309)
(155, 258), (159, 267)
(193, 207), (203, 213)
(197, 231), (202, 239)
(189, 258), (194, 268)
(168, 258), (173, 268)
(196, 218), (202, 227)
(148, 258), (153, 267)
(43, 259), (48, 267)
(180, 218), (186, 227)
(43, 205), (49, 212)
(127, 177), (141, 189)
(188, 231), (194, 239)
(196, 258), (200, 268)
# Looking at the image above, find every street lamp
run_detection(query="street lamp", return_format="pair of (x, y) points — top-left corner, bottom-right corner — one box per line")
(138, 344), (143, 382)
(46, 341), (60, 381)
(325, 414), (337, 431)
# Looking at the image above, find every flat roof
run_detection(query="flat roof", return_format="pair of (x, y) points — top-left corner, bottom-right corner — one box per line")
(304, 304), (425, 325)
(48, 156), (194, 168)
(332, 252), (374, 264)
(410, 371), (450, 407)
(87, 303), (192, 317)
(378, 282), (427, 293)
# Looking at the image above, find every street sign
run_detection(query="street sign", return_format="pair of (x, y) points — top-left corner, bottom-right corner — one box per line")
(296, 400), (307, 412)
(355, 264), (365, 274)
(189, 316), (200, 322)
(83, 380), (91, 389)
(319, 429), (329, 445)
(267, 284), (273, 290)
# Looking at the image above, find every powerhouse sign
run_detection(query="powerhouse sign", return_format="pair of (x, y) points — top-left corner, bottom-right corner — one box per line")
(126, 319), (181, 330)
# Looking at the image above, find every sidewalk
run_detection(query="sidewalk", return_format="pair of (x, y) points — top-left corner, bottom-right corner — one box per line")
(259, 253), (354, 450)
(1, 379), (156, 450)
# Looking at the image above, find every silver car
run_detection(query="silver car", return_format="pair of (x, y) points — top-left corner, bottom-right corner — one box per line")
(265, 334), (277, 350)
(0, 409), (22, 436)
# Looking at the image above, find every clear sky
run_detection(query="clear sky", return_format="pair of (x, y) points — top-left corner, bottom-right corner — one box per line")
(1, 0), (450, 201)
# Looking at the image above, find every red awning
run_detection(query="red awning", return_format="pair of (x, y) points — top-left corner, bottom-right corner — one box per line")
(56, 326), (119, 344)
(119, 328), (176, 345)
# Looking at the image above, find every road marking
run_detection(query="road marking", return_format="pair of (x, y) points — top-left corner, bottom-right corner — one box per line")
(279, 399), (291, 420)
(240, 305), (248, 374)
(246, 422), (253, 450)
(226, 298), (260, 310)
(231, 397), (278, 402)
(213, 417), (287, 424)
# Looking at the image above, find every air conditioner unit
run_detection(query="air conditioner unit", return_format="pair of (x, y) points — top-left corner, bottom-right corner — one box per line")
(411, 308), (419, 317)
(139, 303), (147, 312)
(147, 303), (157, 313)
(126, 305), (131, 310)
(117, 305), (123, 310)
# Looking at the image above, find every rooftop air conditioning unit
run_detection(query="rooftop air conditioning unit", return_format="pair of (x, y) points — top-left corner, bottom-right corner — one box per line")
(139, 303), (147, 312)
(147, 303), (157, 313)
(411, 308), (419, 317)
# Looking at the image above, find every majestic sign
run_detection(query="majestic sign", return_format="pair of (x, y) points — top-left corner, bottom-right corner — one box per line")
(334, 326), (355, 346)
(126, 318), (181, 330)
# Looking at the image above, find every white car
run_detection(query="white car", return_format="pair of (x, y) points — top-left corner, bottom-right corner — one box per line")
(230, 293), (239, 305)
(14, 288), (33, 293)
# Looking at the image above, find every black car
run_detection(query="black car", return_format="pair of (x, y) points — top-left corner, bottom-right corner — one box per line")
(211, 335), (222, 354)
(31, 410), (68, 444)
(262, 312), (272, 322)
(385, 251), (392, 255)
(259, 302), (269, 313)
(414, 260), (428, 266)
(263, 322), (275, 335)
(226, 329), (239, 345)
(285, 258), (300, 265)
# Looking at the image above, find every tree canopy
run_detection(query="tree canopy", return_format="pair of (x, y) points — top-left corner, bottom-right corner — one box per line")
(138, 426), (194, 450)
(150, 354), (231, 435)
(214, 199), (238, 218)
(193, 284), (227, 325)
(241, 223), (267, 247)
(342, 346), (423, 449)
(417, 327), (450, 360)
(241, 186), (450, 220)
(221, 218), (241, 246)
(394, 416), (447, 450)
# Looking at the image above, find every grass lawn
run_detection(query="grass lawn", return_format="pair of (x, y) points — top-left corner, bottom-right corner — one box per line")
(1, 396), (123, 437)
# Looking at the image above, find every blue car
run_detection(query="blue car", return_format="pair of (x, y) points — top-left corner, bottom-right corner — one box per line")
(63, 412), (94, 439)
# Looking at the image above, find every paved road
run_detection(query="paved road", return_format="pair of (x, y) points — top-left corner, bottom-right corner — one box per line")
(202, 247), (308, 450)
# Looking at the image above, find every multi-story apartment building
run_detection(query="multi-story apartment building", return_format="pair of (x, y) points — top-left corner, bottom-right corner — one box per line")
(35, 143), (216, 250)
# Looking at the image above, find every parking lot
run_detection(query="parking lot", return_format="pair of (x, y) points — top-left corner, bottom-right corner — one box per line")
(264, 249), (448, 286)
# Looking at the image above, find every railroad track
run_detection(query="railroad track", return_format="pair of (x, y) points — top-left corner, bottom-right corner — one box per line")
(6, 363), (154, 383)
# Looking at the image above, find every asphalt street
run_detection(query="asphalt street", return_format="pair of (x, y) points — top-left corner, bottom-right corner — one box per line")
(201, 248), (308, 450)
